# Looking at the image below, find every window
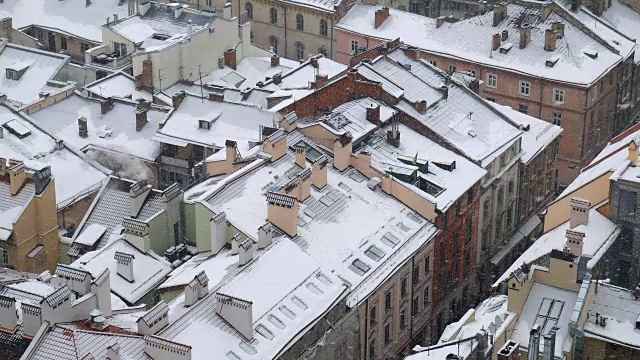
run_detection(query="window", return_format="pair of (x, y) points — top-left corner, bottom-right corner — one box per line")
(369, 305), (377, 326)
(592, 86), (597, 102)
(384, 323), (391, 344)
(469, 70), (477, 78)
(206, 0), (212, 6)
(482, 198), (490, 222)
(401, 277), (408, 297)
(369, 338), (376, 360)
(245, 2), (253, 19)
(519, 104), (528, 114)
(296, 13), (304, 31)
(400, 309), (407, 328)
(350, 40), (359, 55)
(5, 69), (18, 80)
(552, 112), (562, 126)
(318, 46), (328, 57)
(553, 88), (565, 103)
(423, 287), (430, 306)
(466, 220), (472, 246)
(113, 42), (128, 57)
(412, 296), (419, 315)
(519, 80), (531, 96)
(349, 259), (370, 275)
(455, 200), (461, 215)
(410, 1), (419, 13)
(486, 97), (496, 102)
(295, 42), (305, 60)
(487, 74), (497, 88)
(0, 248), (7, 265)
(269, 36), (278, 54)
(61, 37), (68, 50)
(365, 245), (386, 262)
(428, 60), (437, 67)
(508, 180), (515, 195)
(424, 255), (430, 275)
(464, 252), (471, 275)
(442, 211), (448, 229)
(412, 265), (419, 284)
(448, 65), (457, 73)
(34, 27), (44, 40)
(381, 232), (400, 248)
(270, 7), (277, 24)
(80, 43), (91, 53)
(384, 290), (392, 310)
(620, 189), (637, 217)
(320, 19), (328, 36)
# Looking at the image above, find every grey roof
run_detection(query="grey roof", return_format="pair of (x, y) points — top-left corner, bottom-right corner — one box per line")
(55, 265), (90, 282)
(44, 286), (71, 307)
(588, 283), (640, 324)
(140, 301), (169, 327)
(0, 178), (35, 213)
(266, 192), (296, 208)
(0, 284), (44, 306)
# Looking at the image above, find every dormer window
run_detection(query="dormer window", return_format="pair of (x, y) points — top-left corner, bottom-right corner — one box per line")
(199, 119), (213, 129)
(6, 69), (18, 80)
(5, 60), (31, 80)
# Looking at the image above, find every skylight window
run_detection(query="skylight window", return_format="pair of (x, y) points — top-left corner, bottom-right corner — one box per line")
(268, 314), (286, 329)
(365, 245), (386, 262)
(380, 232), (400, 248)
(239, 342), (257, 355)
(292, 296), (308, 310)
(227, 351), (242, 360)
(316, 273), (333, 285)
(306, 282), (324, 295)
(256, 324), (275, 340)
(289, 140), (323, 162)
(279, 305), (296, 319)
(349, 259), (371, 276)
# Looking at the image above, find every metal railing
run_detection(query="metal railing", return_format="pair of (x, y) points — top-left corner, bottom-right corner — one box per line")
(56, 179), (106, 212)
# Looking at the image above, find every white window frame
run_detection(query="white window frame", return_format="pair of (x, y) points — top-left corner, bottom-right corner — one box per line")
(487, 74), (497, 88)
(350, 40), (359, 55)
(448, 65), (457, 73)
(553, 88), (565, 104)
(519, 80), (531, 96)
(0, 248), (7, 265)
(552, 112), (562, 126)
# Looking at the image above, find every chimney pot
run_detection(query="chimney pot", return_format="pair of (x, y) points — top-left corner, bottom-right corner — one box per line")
(374, 7), (390, 29)
(272, 72), (283, 85)
(238, 238), (255, 266)
(314, 73), (328, 89)
(208, 92), (224, 102)
(552, 21), (565, 38)
(493, 3), (507, 26)
(257, 222), (273, 249)
(519, 23), (532, 49)
(295, 145), (306, 168)
(8, 161), (26, 196)
(114, 251), (135, 283)
(224, 48), (237, 70)
(266, 191), (298, 237)
(492, 33), (501, 51)
(210, 212), (227, 254)
(415, 100), (428, 114)
(544, 29), (557, 51)
(135, 108), (148, 132)
(271, 54), (280, 67)
(172, 91), (186, 108)
(569, 197), (590, 228)
(78, 116), (88, 138)
(501, 30), (509, 41)
(366, 103), (381, 126)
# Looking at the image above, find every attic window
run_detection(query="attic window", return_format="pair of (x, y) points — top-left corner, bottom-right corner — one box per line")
(239, 342), (258, 355)
(546, 55), (560, 67)
(198, 119), (213, 130)
(292, 296), (308, 310)
(584, 50), (598, 59)
(152, 33), (171, 40)
(227, 351), (242, 360)
(306, 283), (324, 295)
(256, 324), (275, 340)
(380, 232), (400, 248)
(268, 314), (286, 329)
(433, 160), (456, 171)
(6, 60), (31, 80)
(365, 245), (386, 262)
(279, 305), (296, 319)
(499, 43), (513, 54)
(421, 179), (445, 197)
(316, 273), (333, 285)
(349, 259), (371, 276)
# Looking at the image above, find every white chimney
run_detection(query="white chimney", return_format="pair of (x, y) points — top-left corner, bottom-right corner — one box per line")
(130, 180), (151, 218)
(528, 324), (541, 360)
(215, 293), (253, 339)
(238, 238), (255, 266)
(174, 5), (183, 18)
(257, 222), (273, 249)
(137, 301), (170, 335)
(210, 212), (227, 254)
(543, 327), (558, 360)
(566, 229), (585, 257)
(184, 279), (198, 307)
(114, 251), (135, 283)
(187, 19), (193, 35)
(570, 198), (591, 228)
(107, 343), (120, 360)
(144, 335), (191, 360)
(195, 271), (209, 298)
(231, 233), (241, 255)
(0, 295), (18, 332)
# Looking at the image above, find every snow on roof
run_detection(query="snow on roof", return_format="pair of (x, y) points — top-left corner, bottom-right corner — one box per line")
(488, 102), (563, 164)
(494, 207), (619, 286)
(512, 282), (578, 357)
(315, 97), (391, 143)
(163, 83), (274, 109)
(0, 105), (108, 205)
(0, 205), (25, 240)
(337, 3), (626, 85)
(158, 249), (238, 290)
(72, 237), (171, 304)
(85, 72), (152, 101)
(199, 56), (300, 90)
(161, 239), (346, 360)
(0, 175), (34, 240)
(28, 94), (167, 162)
(154, 95), (276, 152)
(5, 279), (59, 300)
(74, 223), (108, 247)
(0, 0), (127, 43)
(366, 123), (486, 211)
(278, 0), (340, 12)
(261, 56), (348, 91)
(0, 44), (69, 106)
(584, 283), (640, 348)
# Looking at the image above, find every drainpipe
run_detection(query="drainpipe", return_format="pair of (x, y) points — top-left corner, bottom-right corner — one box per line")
(283, 5), (288, 58)
(409, 256), (416, 349)
(363, 298), (369, 359)
(538, 80), (544, 119)
(581, 88), (589, 162)
(330, 17), (334, 59)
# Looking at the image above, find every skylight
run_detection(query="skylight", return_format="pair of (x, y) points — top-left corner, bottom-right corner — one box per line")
(239, 342), (257, 355)
(349, 259), (371, 276)
(255, 324), (274, 340)
(3, 119), (31, 139)
(380, 232), (400, 248)
(279, 305), (296, 319)
(306, 283), (324, 295)
(268, 314), (286, 329)
(365, 245), (386, 262)
(292, 296), (308, 310)
(316, 273), (333, 285)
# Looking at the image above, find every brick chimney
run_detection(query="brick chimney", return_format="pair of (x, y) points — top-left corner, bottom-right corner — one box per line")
(366, 103), (381, 126)
(271, 54), (280, 67)
(311, 155), (328, 189)
(266, 191), (298, 237)
(101, 97), (114, 114)
(172, 91), (186, 109)
(519, 23), (532, 49)
(415, 100), (427, 114)
(135, 108), (148, 132)
(314, 73), (329, 89)
(492, 33), (501, 51)
(375, 7), (390, 29)
(224, 48), (237, 70)
(569, 197), (591, 228)
(552, 21), (564, 38)
(501, 30), (509, 41)
(544, 29), (556, 51)
(272, 72), (282, 85)
(78, 116), (88, 138)
(208, 92), (224, 102)
(295, 144), (306, 168)
(9, 161), (26, 196)
(114, 251), (135, 283)
(493, 3), (507, 26)
(566, 229), (585, 257)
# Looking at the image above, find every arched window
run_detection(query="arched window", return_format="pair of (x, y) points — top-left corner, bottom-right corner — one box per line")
(296, 13), (304, 31)
(508, 179), (514, 195)
(270, 7), (278, 24)
(318, 46), (328, 57)
(319, 19), (328, 36)
(269, 36), (278, 54)
(245, 2), (253, 19)
(295, 42), (305, 60)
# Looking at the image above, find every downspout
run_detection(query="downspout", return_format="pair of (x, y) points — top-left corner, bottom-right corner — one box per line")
(538, 80), (544, 119)
(330, 17), (334, 59)
(284, 5), (288, 58)
(363, 298), (369, 359)
(409, 256), (416, 347)
(581, 88), (589, 162)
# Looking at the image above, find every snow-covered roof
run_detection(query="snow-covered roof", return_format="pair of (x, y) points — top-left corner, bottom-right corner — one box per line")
(260, 56), (348, 91)
(198, 56), (301, 90)
(489, 102), (563, 164)
(337, 3), (629, 85)
(277, 0), (340, 12)
(159, 249), (238, 291)
(584, 282), (640, 348)
(512, 282), (578, 357)
(494, 207), (620, 286)
(0, 0), (127, 43)
(73, 237), (171, 304)
(154, 95), (276, 153)
(0, 173), (34, 240)
(163, 82), (275, 109)
(161, 239), (346, 360)
(313, 97), (391, 143)
(28, 94), (168, 162)
(1, 279), (61, 305)
(85, 72), (152, 101)
(0, 43), (69, 107)
(0, 104), (108, 206)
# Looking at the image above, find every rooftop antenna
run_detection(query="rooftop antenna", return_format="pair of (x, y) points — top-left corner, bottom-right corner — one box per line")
(198, 64), (204, 103)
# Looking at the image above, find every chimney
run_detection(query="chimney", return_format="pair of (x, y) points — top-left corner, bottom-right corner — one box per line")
(135, 108), (148, 132)
(528, 324), (541, 360)
(295, 145), (306, 168)
(566, 229), (585, 257)
(552, 21), (565, 38)
(314, 73), (329, 89)
(230, 233), (241, 255)
(497, 340), (519, 360)
(195, 271), (208, 298)
(144, 336), (191, 360)
(519, 23), (532, 49)
(0, 296), (18, 332)
(113, 14), (118, 22)
(257, 222), (273, 249)
(493, 3), (507, 26)
(415, 100), (428, 114)
(333, 132), (353, 171)
(271, 54), (280, 67)
(0, 93), (6, 103)
(501, 30), (509, 41)
(492, 33), (501, 51)
(130, 179), (152, 217)
(137, 301), (170, 335)
(630, 140), (639, 164)
(185, 279), (198, 306)
(224, 48), (237, 70)
(311, 155), (328, 190)
(172, 91), (186, 109)
(223, 2), (232, 19)
(101, 97), (114, 114)
(0, 158), (6, 176)
(106, 344), (120, 360)
(272, 72), (282, 85)
(209, 92), (224, 102)
(86, 0), (91, 6)
(366, 103), (381, 126)
(174, 4), (183, 18)
(570, 198), (590, 228)
(210, 212), (227, 254)
(469, 79), (480, 94)
(543, 328), (558, 360)
(296, 168), (311, 201)
(78, 117), (88, 138)
(187, 19), (193, 35)
(0, 127), (4, 139)
(114, 251), (135, 283)
(436, 16), (447, 28)
(263, 129), (288, 161)
(215, 293), (253, 339)
(226, 140), (238, 162)
(374, 7), (390, 29)
(9, 161), (26, 196)
(544, 29), (557, 51)
(266, 191), (298, 237)
(387, 114), (401, 147)
(238, 238), (255, 266)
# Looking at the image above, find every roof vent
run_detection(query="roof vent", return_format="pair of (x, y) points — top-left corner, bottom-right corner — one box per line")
(584, 49), (598, 59)
(546, 55), (560, 67)
(499, 43), (513, 54)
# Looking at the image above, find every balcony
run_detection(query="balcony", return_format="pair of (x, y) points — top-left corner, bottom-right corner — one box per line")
(85, 44), (131, 70)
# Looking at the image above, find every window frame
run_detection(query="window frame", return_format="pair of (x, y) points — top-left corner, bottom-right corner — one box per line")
(245, 2), (253, 19)
(519, 80), (531, 96)
(319, 19), (328, 36)
(553, 88), (565, 104)
(552, 112), (562, 126)
(269, 7), (278, 24)
(296, 13), (304, 31)
(487, 74), (497, 88)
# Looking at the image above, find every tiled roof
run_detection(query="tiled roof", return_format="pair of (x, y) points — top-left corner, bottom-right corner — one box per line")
(0, 284), (44, 306)
(55, 265), (90, 282)
(0, 178), (34, 213)
(265, 191), (296, 207)
(44, 286), (71, 307)
(140, 301), (169, 327)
